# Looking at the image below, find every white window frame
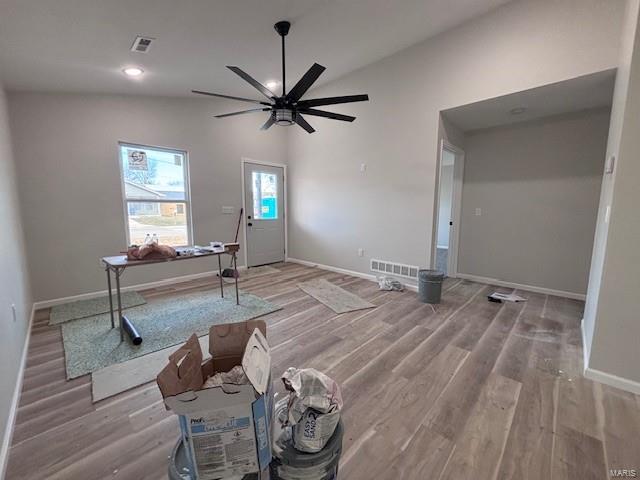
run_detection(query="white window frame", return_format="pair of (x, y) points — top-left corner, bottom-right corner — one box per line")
(117, 142), (194, 247)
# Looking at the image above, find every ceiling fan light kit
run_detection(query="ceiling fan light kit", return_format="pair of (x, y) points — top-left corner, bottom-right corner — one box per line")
(192, 20), (369, 133)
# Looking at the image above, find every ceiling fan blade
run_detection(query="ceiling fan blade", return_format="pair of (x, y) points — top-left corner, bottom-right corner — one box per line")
(261, 114), (276, 130)
(215, 108), (270, 118)
(297, 94), (369, 108)
(295, 114), (316, 134)
(299, 108), (355, 122)
(191, 90), (271, 105)
(286, 63), (326, 102)
(227, 66), (276, 100)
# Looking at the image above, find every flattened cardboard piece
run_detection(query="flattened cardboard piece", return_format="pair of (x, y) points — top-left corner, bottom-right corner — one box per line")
(242, 328), (271, 395)
(156, 334), (204, 398)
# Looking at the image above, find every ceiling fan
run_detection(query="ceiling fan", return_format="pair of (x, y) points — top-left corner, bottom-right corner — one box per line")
(192, 21), (369, 133)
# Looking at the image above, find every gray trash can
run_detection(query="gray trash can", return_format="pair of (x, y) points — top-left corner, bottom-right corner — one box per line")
(418, 269), (445, 304)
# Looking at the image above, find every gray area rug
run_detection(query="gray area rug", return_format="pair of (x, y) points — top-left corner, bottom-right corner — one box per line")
(49, 291), (146, 326)
(297, 278), (376, 314)
(62, 289), (280, 379)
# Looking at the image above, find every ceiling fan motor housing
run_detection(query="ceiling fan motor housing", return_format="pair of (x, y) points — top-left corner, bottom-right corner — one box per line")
(275, 108), (295, 125)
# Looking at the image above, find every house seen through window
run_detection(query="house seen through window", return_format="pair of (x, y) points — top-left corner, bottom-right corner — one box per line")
(119, 143), (192, 246)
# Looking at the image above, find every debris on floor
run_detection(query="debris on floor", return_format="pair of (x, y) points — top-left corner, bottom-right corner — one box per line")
(488, 292), (527, 303)
(377, 275), (404, 291)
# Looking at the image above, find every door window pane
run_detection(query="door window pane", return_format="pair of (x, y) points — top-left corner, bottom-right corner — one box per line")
(251, 172), (278, 220)
(127, 202), (189, 246)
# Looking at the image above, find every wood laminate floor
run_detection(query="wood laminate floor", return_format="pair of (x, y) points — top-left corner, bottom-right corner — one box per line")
(6, 263), (640, 479)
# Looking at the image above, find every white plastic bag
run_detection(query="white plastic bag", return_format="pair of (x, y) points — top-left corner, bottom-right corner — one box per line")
(377, 275), (404, 291)
(281, 367), (343, 453)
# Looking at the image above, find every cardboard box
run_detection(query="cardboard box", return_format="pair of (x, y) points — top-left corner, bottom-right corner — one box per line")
(157, 320), (272, 479)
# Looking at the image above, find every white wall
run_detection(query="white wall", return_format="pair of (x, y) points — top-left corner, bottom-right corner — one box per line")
(8, 93), (287, 302)
(458, 109), (610, 295)
(583, 0), (639, 369)
(287, 0), (624, 276)
(585, 0), (640, 388)
(0, 84), (32, 474)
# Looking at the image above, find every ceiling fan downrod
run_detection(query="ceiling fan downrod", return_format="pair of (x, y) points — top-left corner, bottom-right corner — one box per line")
(274, 21), (291, 97)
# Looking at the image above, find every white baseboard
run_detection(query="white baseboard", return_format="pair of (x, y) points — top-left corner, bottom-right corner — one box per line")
(580, 319), (640, 395)
(32, 267), (248, 310)
(0, 303), (34, 479)
(286, 258), (418, 292)
(584, 366), (640, 395)
(455, 273), (586, 301)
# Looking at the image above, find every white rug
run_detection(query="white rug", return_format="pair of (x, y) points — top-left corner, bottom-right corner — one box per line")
(297, 278), (376, 314)
(91, 335), (210, 402)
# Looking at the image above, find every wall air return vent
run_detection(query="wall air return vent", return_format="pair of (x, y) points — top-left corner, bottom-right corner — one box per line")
(370, 259), (419, 280)
(131, 36), (155, 53)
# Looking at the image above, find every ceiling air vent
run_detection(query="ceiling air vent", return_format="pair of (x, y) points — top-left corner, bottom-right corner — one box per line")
(371, 259), (420, 280)
(131, 36), (155, 53)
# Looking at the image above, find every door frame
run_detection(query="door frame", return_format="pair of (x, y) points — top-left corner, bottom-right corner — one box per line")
(240, 157), (288, 268)
(431, 140), (465, 277)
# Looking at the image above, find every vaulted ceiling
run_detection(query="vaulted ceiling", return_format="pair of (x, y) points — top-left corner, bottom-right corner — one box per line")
(0, 0), (512, 97)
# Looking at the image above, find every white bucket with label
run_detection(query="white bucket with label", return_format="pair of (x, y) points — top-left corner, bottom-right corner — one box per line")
(271, 401), (343, 480)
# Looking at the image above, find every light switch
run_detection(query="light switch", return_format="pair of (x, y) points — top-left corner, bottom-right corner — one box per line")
(360, 163), (367, 173)
(222, 206), (235, 215)
(475, 208), (482, 216)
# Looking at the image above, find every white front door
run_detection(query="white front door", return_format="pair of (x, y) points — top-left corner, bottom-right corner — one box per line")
(244, 162), (285, 267)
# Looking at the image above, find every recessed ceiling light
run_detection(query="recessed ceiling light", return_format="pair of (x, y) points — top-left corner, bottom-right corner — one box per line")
(266, 80), (279, 90)
(510, 107), (527, 115)
(123, 67), (144, 77)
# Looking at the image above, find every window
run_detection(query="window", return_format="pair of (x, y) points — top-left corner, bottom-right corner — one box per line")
(251, 171), (278, 220)
(118, 143), (192, 246)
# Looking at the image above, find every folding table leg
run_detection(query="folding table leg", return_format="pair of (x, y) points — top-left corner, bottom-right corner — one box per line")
(218, 254), (224, 298)
(106, 266), (115, 329)
(115, 267), (124, 342)
(234, 254), (239, 305)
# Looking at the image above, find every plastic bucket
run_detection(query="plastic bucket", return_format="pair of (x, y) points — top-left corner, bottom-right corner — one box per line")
(271, 403), (343, 480)
(418, 269), (445, 304)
